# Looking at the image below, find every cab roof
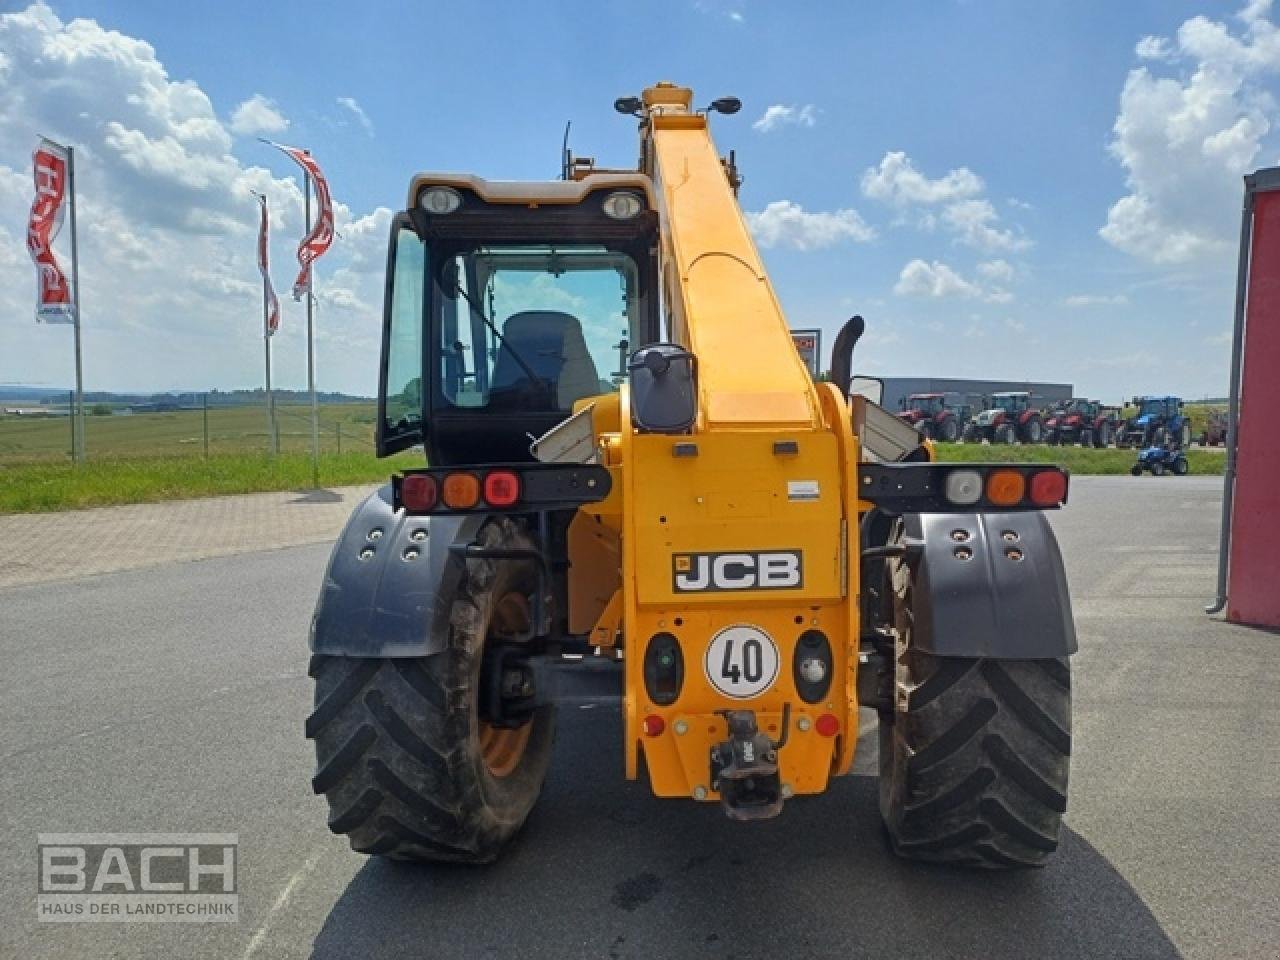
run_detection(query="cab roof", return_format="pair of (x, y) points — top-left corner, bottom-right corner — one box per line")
(405, 172), (656, 209)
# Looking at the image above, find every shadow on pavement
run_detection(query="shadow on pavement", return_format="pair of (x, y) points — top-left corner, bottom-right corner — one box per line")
(311, 711), (1181, 960)
(290, 489), (345, 504)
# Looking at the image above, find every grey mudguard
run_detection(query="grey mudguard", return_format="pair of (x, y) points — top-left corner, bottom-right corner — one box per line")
(902, 511), (1076, 659)
(310, 485), (485, 657)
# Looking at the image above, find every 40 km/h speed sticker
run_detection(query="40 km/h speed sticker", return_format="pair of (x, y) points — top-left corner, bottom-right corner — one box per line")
(704, 625), (780, 700)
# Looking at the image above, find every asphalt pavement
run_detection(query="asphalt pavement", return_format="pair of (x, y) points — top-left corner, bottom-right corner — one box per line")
(1, 476), (1276, 960)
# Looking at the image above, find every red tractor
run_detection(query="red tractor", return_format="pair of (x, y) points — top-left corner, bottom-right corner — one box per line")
(963, 391), (1044, 444)
(1199, 410), (1228, 446)
(896, 392), (962, 441)
(1044, 399), (1119, 447)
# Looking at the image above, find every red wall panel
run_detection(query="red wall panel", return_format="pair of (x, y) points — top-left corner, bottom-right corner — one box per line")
(1228, 188), (1280, 627)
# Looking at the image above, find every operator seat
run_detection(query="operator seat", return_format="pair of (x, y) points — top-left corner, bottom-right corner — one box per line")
(489, 310), (601, 411)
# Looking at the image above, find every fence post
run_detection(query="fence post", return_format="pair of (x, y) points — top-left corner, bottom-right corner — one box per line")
(69, 389), (75, 461)
(202, 393), (209, 459)
(336, 423), (342, 456)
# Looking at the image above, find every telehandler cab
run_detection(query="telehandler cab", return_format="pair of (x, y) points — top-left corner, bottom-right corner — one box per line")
(307, 83), (1077, 869)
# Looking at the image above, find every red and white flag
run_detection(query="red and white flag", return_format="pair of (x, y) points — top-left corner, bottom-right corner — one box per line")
(263, 140), (335, 300)
(254, 192), (281, 336)
(27, 138), (76, 324)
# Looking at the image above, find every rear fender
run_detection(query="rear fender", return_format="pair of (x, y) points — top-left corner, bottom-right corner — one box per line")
(901, 511), (1076, 659)
(309, 485), (486, 657)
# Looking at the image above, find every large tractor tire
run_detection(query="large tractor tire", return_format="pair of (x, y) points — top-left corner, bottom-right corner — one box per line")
(918, 421), (936, 441)
(995, 423), (1017, 445)
(307, 519), (556, 864)
(1173, 455), (1189, 475)
(939, 417), (960, 443)
(1021, 416), (1044, 444)
(962, 423), (979, 444)
(1095, 422), (1113, 448)
(878, 551), (1071, 868)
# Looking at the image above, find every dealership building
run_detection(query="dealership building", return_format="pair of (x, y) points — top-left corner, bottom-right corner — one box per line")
(879, 377), (1074, 413)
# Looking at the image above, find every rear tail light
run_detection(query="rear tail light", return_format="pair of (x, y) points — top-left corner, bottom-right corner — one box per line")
(985, 469), (1026, 506)
(641, 714), (665, 737)
(483, 469), (521, 507)
(815, 713), (840, 737)
(1029, 469), (1068, 506)
(400, 474), (438, 511)
(441, 472), (481, 509)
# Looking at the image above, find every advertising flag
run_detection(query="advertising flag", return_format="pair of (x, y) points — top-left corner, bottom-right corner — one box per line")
(254, 193), (280, 336)
(263, 141), (334, 299)
(27, 138), (75, 323)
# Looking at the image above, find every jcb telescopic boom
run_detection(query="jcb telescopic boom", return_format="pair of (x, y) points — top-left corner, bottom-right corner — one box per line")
(306, 82), (1077, 869)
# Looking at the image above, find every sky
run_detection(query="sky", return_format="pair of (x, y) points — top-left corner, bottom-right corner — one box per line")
(1, 0), (1276, 402)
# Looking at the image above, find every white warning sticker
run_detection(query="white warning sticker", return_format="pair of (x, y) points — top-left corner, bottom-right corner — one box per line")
(787, 480), (820, 501)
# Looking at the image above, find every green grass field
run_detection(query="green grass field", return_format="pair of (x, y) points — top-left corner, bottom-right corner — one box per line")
(0, 450), (423, 514)
(0, 399), (1225, 514)
(0, 401), (377, 463)
(0, 401), (426, 514)
(933, 442), (1224, 475)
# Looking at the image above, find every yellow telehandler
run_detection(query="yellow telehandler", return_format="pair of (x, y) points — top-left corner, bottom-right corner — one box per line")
(306, 82), (1075, 868)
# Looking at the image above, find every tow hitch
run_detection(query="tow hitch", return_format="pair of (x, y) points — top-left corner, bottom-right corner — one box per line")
(710, 705), (791, 821)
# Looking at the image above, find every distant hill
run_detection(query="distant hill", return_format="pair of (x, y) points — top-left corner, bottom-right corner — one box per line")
(0, 385), (374, 406)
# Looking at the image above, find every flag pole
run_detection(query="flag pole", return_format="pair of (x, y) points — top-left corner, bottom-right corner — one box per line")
(262, 265), (277, 457)
(67, 144), (85, 465)
(304, 163), (319, 487)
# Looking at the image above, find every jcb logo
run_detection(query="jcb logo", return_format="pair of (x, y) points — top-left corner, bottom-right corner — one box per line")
(672, 550), (803, 593)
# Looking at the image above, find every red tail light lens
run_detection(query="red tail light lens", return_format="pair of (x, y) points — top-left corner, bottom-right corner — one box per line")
(400, 474), (438, 512)
(641, 714), (665, 737)
(1029, 469), (1068, 506)
(815, 713), (840, 737)
(483, 470), (521, 507)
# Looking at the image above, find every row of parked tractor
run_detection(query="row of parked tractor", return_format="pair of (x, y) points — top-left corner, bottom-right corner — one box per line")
(896, 392), (1228, 448)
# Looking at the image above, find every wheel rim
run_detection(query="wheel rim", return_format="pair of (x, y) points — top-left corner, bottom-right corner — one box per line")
(479, 591), (534, 779)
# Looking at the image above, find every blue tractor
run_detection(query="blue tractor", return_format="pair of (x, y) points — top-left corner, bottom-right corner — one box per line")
(1131, 446), (1189, 476)
(1116, 396), (1191, 450)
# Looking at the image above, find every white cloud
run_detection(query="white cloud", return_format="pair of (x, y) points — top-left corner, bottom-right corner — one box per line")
(976, 258), (1015, 282)
(336, 96), (374, 136)
(860, 151), (983, 206)
(753, 104), (817, 133)
(0, 4), (384, 393)
(893, 259), (980, 298)
(941, 198), (1031, 252)
(894, 259), (1014, 302)
(229, 94), (288, 136)
(745, 200), (876, 250)
(1064, 293), (1129, 307)
(1101, 1), (1280, 263)
(862, 151), (1029, 251)
(1135, 35), (1173, 60)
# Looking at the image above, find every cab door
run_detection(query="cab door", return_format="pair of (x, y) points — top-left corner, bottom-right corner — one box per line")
(377, 214), (427, 457)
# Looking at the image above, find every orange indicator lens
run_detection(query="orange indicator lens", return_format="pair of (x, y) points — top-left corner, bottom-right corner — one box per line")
(441, 472), (481, 509)
(986, 469), (1026, 506)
